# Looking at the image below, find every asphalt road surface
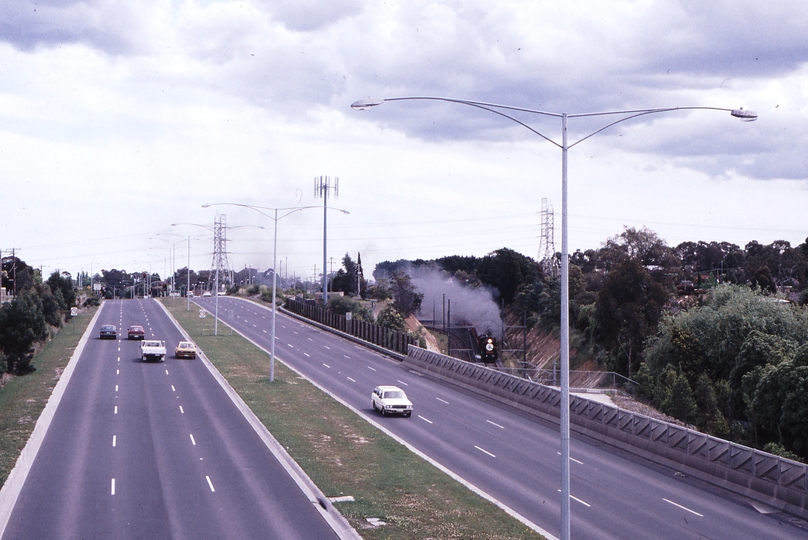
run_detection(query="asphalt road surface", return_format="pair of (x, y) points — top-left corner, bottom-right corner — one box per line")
(1, 299), (344, 540)
(199, 295), (808, 540)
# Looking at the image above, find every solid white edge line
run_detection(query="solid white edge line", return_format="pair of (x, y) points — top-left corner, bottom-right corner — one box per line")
(177, 297), (555, 540)
(0, 302), (104, 537)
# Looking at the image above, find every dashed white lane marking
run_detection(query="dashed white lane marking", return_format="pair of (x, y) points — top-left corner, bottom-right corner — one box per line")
(397, 380), (408, 386)
(179, 406), (184, 414)
(556, 452), (584, 465)
(418, 415), (433, 424)
(323, 363), (331, 369)
(171, 385), (176, 392)
(487, 420), (505, 429)
(558, 489), (591, 507)
(111, 478), (116, 495)
(304, 353), (310, 358)
(663, 498), (703, 517)
(115, 385), (118, 392)
(114, 406), (118, 415)
(436, 397), (449, 404)
(112, 435), (116, 447)
(347, 377), (356, 383)
(190, 434), (196, 446)
(367, 366), (376, 371)
(206, 476), (215, 492)
(475, 445), (496, 458)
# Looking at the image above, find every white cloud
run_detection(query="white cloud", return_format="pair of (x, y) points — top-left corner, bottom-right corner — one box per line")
(0, 0), (806, 279)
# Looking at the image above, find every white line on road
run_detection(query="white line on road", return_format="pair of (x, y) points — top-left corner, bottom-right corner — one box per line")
(367, 366), (376, 371)
(558, 489), (591, 507)
(418, 415), (433, 424)
(663, 498), (703, 517)
(556, 452), (583, 465)
(324, 346), (331, 350)
(322, 363), (331, 369)
(116, 369), (119, 375)
(487, 420), (505, 429)
(304, 353), (310, 357)
(344, 355), (351, 359)
(475, 445), (496, 458)
(190, 434), (196, 446)
(179, 406), (184, 414)
(112, 435), (116, 447)
(347, 377), (356, 383)
(436, 397), (449, 404)
(111, 478), (115, 495)
(171, 385), (176, 392)
(165, 369), (169, 375)
(396, 380), (408, 386)
(206, 476), (215, 492)
(114, 406), (117, 415)
(114, 385), (118, 392)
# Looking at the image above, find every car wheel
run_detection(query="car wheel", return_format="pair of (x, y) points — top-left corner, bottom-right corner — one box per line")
(405, 412), (411, 417)
(372, 401), (377, 411)
(381, 407), (386, 416)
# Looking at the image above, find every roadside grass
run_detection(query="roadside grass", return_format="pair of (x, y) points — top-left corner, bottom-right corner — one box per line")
(165, 298), (546, 540)
(0, 307), (97, 488)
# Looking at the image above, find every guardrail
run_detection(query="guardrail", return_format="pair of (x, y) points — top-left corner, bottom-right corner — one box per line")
(404, 346), (808, 519)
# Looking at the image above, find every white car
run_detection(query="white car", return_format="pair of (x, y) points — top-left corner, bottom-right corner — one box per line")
(202, 291), (212, 297)
(371, 385), (413, 417)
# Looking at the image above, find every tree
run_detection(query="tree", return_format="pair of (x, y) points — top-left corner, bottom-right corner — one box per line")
(476, 248), (541, 305)
(376, 305), (406, 332)
(390, 271), (423, 317)
(46, 271), (76, 315)
(0, 291), (48, 373)
(595, 258), (669, 377)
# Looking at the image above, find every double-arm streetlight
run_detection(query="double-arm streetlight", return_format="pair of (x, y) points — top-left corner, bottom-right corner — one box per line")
(352, 95), (756, 540)
(202, 202), (350, 382)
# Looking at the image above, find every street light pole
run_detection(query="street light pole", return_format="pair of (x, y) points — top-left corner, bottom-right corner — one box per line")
(202, 202), (350, 381)
(351, 95), (756, 540)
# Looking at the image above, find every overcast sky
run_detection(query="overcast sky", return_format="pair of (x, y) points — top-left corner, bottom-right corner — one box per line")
(1, 0), (806, 283)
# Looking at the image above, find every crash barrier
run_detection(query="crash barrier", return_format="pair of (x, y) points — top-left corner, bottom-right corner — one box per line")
(405, 345), (808, 519)
(284, 298), (416, 356)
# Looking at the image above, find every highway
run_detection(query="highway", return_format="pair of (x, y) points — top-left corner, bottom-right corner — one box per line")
(1, 299), (346, 540)
(199, 295), (808, 540)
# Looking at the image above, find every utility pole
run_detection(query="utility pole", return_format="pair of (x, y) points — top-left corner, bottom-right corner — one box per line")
(314, 176), (338, 305)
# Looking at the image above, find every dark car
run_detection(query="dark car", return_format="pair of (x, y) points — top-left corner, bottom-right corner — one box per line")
(100, 325), (117, 339)
(128, 326), (145, 340)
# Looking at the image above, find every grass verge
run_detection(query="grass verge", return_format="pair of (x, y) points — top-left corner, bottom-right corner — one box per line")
(0, 307), (97, 487)
(164, 298), (546, 539)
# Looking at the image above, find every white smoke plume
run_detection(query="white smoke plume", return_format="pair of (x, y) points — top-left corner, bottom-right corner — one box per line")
(409, 266), (503, 340)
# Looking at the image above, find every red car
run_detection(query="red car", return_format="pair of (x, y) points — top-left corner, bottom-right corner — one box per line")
(127, 326), (145, 340)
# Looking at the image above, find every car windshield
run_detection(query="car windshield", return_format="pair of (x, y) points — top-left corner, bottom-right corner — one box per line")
(384, 391), (405, 399)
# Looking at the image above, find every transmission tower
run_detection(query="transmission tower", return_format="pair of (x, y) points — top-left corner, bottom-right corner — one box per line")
(314, 175), (339, 304)
(210, 213), (231, 292)
(538, 198), (558, 277)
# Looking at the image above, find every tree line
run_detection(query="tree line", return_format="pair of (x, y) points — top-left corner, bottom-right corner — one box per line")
(372, 228), (808, 460)
(1, 257), (77, 375)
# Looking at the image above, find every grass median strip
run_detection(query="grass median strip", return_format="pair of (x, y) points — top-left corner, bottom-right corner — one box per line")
(165, 298), (546, 540)
(0, 307), (97, 488)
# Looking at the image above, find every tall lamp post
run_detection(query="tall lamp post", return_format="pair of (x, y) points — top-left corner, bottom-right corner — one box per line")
(351, 95), (756, 540)
(202, 202), (350, 382)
